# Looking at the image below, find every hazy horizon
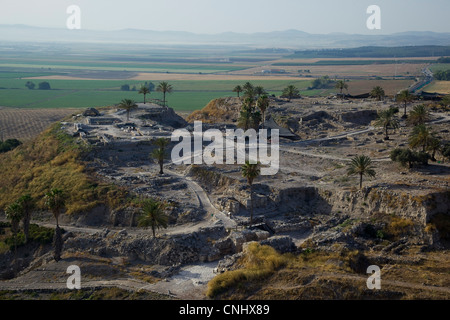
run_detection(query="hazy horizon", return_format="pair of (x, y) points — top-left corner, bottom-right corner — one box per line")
(1, 0), (450, 35)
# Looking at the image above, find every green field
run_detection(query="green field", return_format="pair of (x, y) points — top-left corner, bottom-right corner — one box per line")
(430, 63), (450, 73)
(0, 77), (312, 110)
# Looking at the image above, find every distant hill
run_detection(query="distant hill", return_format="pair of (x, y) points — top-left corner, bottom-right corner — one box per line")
(289, 46), (450, 58)
(0, 25), (450, 49)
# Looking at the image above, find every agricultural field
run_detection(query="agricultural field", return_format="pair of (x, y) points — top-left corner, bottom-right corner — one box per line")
(0, 107), (80, 140)
(0, 42), (428, 113)
(430, 63), (450, 73)
(423, 81), (450, 94)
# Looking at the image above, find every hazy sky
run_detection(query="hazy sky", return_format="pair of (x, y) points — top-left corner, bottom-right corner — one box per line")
(1, 0), (449, 34)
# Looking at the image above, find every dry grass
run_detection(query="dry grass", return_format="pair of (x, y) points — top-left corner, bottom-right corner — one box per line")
(206, 243), (290, 298)
(0, 123), (129, 215)
(424, 81), (450, 94)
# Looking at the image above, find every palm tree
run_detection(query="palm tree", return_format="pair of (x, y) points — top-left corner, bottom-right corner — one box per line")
(347, 155), (376, 189)
(281, 85), (300, 102)
(257, 95), (270, 128)
(241, 161), (261, 225)
(238, 97), (261, 130)
(139, 85), (150, 104)
(5, 202), (23, 268)
(232, 85), (243, 98)
(156, 82), (173, 107)
(44, 188), (66, 262)
(374, 109), (400, 140)
(254, 86), (266, 98)
(396, 90), (414, 118)
(409, 125), (431, 152)
(407, 104), (430, 126)
(370, 86), (385, 101)
(243, 83), (255, 100)
(427, 136), (441, 162)
(138, 198), (168, 238)
(17, 194), (34, 244)
(118, 99), (137, 121)
(152, 138), (169, 174)
(335, 80), (349, 98)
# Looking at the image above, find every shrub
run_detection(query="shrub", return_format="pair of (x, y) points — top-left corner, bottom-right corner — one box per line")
(0, 139), (22, 153)
(38, 82), (51, 90)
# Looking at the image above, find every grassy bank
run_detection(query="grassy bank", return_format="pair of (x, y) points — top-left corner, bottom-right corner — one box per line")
(0, 122), (127, 215)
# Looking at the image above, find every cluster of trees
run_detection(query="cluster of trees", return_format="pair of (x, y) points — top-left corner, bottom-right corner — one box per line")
(232, 82), (301, 102)
(0, 138), (22, 153)
(4, 189), (64, 267)
(434, 70), (450, 81)
(25, 81), (51, 90)
(4, 186), (170, 272)
(232, 82), (267, 99)
(309, 75), (334, 90)
(436, 57), (450, 63)
(377, 104), (450, 168)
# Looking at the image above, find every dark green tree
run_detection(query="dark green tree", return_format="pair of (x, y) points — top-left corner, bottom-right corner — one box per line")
(374, 108), (400, 140)
(232, 85), (243, 98)
(137, 198), (169, 238)
(370, 86), (385, 101)
(151, 138), (170, 174)
(281, 85), (300, 102)
(396, 90), (414, 118)
(407, 104), (430, 126)
(139, 85), (150, 104)
(118, 99), (138, 121)
(17, 194), (35, 244)
(156, 82), (173, 107)
(44, 188), (66, 262)
(347, 155), (376, 189)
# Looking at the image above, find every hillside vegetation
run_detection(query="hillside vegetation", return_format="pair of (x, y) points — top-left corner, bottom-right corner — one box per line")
(0, 123), (127, 215)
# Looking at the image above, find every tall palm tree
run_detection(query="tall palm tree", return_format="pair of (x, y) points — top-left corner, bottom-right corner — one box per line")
(347, 155), (376, 189)
(396, 90), (414, 118)
(238, 97), (260, 130)
(139, 85), (150, 104)
(138, 198), (168, 238)
(17, 194), (34, 244)
(374, 109), (400, 140)
(44, 188), (66, 262)
(241, 161), (260, 225)
(335, 80), (349, 98)
(118, 99), (137, 121)
(152, 138), (169, 174)
(5, 202), (23, 268)
(156, 82), (173, 107)
(257, 95), (270, 128)
(409, 125), (432, 152)
(282, 85), (300, 102)
(232, 85), (243, 98)
(407, 104), (430, 126)
(370, 86), (385, 101)
(243, 82), (255, 99)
